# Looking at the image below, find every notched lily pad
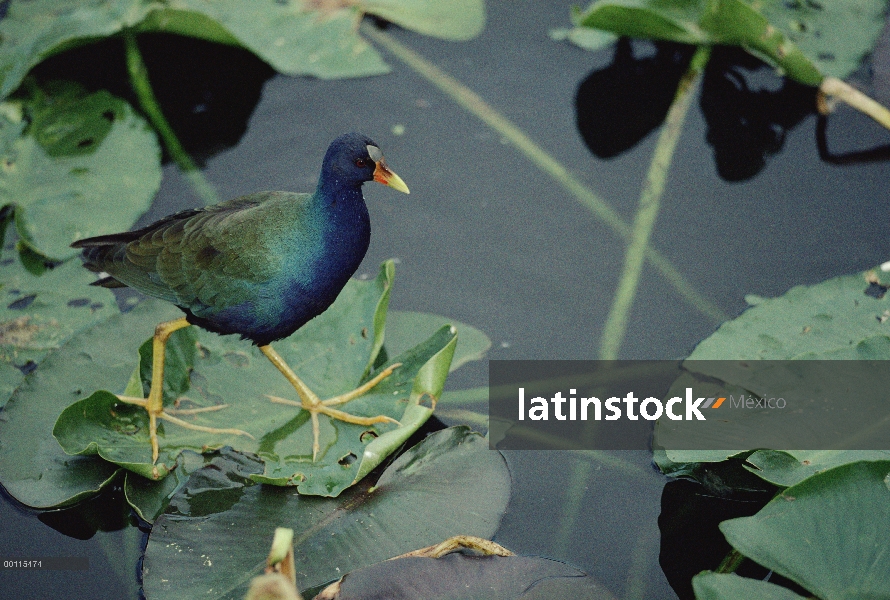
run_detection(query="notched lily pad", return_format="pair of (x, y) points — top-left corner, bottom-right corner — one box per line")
(143, 426), (511, 599)
(53, 262), (463, 498)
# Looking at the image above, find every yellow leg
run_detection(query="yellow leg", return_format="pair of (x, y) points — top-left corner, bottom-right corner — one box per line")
(117, 317), (253, 463)
(259, 344), (401, 461)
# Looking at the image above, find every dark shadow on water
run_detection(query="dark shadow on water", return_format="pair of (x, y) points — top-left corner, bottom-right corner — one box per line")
(658, 460), (810, 599)
(700, 47), (815, 182)
(575, 39), (696, 160)
(576, 42), (816, 182)
(29, 33), (275, 165)
(36, 476), (136, 540)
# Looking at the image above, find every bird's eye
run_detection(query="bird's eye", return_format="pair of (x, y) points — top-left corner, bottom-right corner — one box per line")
(354, 158), (367, 168)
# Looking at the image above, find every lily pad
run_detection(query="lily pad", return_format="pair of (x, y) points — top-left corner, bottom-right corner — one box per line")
(53, 262), (460, 499)
(0, 0), (486, 100)
(692, 572), (807, 600)
(0, 298), (179, 509)
(745, 449), (890, 488)
(143, 426), (511, 598)
(719, 461), (890, 599)
(0, 85), (161, 260)
(316, 553), (617, 599)
(569, 0), (887, 85)
(385, 310), (490, 372)
(0, 256), (117, 353)
(688, 268), (890, 362)
(654, 267), (890, 482)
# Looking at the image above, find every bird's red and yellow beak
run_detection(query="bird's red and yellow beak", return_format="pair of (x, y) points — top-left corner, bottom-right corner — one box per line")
(373, 160), (410, 194)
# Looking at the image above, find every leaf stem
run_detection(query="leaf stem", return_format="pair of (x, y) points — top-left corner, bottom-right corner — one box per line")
(598, 46), (711, 360)
(819, 77), (890, 131)
(362, 25), (727, 325)
(123, 30), (218, 205)
(715, 548), (745, 573)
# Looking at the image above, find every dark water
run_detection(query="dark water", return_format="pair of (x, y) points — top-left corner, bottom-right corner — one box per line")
(2, 0), (889, 598)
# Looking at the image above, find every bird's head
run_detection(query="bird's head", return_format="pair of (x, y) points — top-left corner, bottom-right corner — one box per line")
(322, 132), (410, 194)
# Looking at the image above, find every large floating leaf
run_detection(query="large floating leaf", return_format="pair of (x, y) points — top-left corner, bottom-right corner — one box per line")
(0, 85), (161, 260)
(53, 262), (463, 499)
(0, 251), (118, 413)
(0, 0), (486, 99)
(568, 0), (887, 84)
(119, 311), (486, 522)
(692, 572), (807, 600)
(0, 256), (117, 354)
(719, 461), (890, 599)
(655, 266), (890, 482)
(0, 299), (178, 509)
(143, 426), (511, 598)
(745, 449), (890, 488)
(0, 0), (152, 100)
(362, 0), (485, 41)
(149, 0), (389, 80)
(687, 268), (890, 362)
(316, 552), (618, 599)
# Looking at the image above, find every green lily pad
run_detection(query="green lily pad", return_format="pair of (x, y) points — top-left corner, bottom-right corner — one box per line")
(0, 0), (486, 100)
(743, 449), (890, 488)
(0, 298), (179, 509)
(385, 310), (490, 372)
(316, 552), (618, 599)
(692, 572), (807, 600)
(719, 461), (890, 599)
(570, 0), (887, 85)
(53, 262), (460, 498)
(688, 268), (890, 362)
(655, 267), (890, 482)
(0, 0), (153, 100)
(0, 253), (122, 507)
(0, 257), (117, 353)
(0, 86), (161, 260)
(148, 0), (389, 80)
(143, 426), (511, 599)
(120, 311), (488, 522)
(362, 0), (485, 41)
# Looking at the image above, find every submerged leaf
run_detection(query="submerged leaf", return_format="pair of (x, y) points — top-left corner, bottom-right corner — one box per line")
(316, 551), (616, 599)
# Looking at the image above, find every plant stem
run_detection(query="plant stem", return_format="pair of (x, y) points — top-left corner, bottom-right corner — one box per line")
(716, 548), (745, 573)
(124, 30), (219, 205)
(598, 46), (711, 360)
(363, 25), (727, 325)
(820, 77), (890, 130)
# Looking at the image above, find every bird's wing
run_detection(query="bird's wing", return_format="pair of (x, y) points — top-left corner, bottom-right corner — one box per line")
(77, 192), (308, 310)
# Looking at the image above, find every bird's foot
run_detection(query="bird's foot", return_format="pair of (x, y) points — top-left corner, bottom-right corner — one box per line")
(116, 395), (254, 464)
(266, 362), (403, 461)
